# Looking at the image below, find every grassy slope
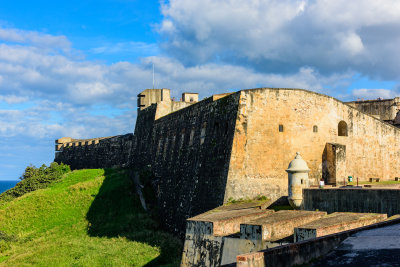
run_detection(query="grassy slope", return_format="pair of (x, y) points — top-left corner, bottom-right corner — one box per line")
(0, 169), (181, 266)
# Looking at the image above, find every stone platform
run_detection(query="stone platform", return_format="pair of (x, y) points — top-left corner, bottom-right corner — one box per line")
(188, 202), (274, 236)
(181, 201), (278, 266)
(240, 210), (327, 241)
(294, 212), (387, 242)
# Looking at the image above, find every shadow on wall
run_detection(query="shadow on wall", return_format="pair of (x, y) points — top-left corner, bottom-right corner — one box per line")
(86, 169), (182, 266)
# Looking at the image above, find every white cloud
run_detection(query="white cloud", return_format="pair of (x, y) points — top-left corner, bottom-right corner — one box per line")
(351, 88), (396, 100)
(0, 27), (70, 52)
(0, 95), (28, 104)
(0, 25), (353, 141)
(159, 0), (400, 80)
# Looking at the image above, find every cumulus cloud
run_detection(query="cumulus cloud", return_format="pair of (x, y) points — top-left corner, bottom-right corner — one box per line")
(1, 1), (400, 149)
(0, 95), (28, 104)
(159, 0), (400, 80)
(0, 27), (70, 52)
(351, 88), (397, 100)
(0, 29), (349, 109)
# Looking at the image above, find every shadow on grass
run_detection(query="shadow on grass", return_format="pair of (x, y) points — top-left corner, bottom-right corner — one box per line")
(86, 169), (182, 267)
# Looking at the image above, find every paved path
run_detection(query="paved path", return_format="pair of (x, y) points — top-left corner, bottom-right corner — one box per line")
(314, 223), (400, 266)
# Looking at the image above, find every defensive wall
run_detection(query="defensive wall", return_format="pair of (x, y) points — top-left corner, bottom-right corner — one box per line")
(54, 87), (400, 237)
(138, 93), (240, 236)
(225, 88), (400, 202)
(55, 134), (135, 169)
(346, 97), (400, 122)
(303, 188), (400, 216)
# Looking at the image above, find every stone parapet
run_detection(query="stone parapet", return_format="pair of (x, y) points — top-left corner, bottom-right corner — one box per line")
(54, 134), (134, 169)
(240, 210), (327, 241)
(303, 188), (400, 216)
(55, 136), (114, 151)
(294, 212), (387, 242)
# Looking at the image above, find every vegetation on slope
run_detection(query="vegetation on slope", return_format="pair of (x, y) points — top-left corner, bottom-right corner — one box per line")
(0, 168), (182, 266)
(0, 162), (70, 203)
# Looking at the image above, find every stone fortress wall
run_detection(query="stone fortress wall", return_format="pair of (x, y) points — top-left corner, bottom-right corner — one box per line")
(147, 93), (240, 235)
(346, 97), (400, 122)
(225, 89), (400, 202)
(55, 134), (135, 169)
(54, 87), (400, 236)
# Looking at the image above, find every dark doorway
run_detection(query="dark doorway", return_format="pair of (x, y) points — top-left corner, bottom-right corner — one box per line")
(338, 121), (348, 136)
(322, 143), (346, 185)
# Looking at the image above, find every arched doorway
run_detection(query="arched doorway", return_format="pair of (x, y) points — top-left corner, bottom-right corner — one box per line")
(338, 121), (348, 136)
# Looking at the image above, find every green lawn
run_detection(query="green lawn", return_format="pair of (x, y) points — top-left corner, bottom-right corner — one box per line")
(0, 169), (182, 266)
(348, 180), (400, 185)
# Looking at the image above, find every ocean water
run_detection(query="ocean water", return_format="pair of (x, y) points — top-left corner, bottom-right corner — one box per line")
(0, 180), (18, 194)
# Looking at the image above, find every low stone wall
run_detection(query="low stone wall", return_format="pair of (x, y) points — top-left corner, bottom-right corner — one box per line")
(236, 217), (400, 267)
(54, 134), (135, 169)
(303, 188), (400, 216)
(181, 203), (281, 266)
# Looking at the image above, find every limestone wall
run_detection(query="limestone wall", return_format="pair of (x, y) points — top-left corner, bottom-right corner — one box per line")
(346, 98), (400, 121)
(54, 134), (135, 169)
(303, 188), (400, 216)
(226, 88), (400, 202)
(145, 93), (241, 237)
(137, 88), (171, 110)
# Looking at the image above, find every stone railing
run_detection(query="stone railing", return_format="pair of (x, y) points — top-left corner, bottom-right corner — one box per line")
(55, 136), (116, 151)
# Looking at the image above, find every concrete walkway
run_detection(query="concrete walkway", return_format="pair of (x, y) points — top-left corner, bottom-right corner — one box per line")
(314, 223), (400, 266)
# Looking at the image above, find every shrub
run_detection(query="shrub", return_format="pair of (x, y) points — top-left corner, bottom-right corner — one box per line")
(0, 162), (71, 203)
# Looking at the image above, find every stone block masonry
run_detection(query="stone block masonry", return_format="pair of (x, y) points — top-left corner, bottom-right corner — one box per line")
(240, 210), (326, 241)
(294, 212), (387, 242)
(181, 201), (279, 266)
(147, 93), (241, 238)
(236, 216), (400, 267)
(226, 89), (400, 203)
(55, 134), (134, 169)
(54, 87), (400, 238)
(188, 206), (274, 236)
(303, 188), (400, 216)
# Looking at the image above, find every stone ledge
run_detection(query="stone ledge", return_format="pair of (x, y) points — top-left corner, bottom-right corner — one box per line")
(240, 210), (327, 241)
(294, 212), (387, 242)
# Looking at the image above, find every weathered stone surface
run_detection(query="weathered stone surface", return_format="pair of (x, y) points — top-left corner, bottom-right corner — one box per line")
(226, 89), (400, 203)
(346, 97), (400, 122)
(240, 210), (327, 241)
(146, 93), (241, 237)
(54, 134), (134, 169)
(189, 206), (273, 236)
(237, 217), (400, 267)
(303, 188), (400, 216)
(182, 205), (279, 267)
(54, 88), (400, 237)
(181, 221), (270, 267)
(294, 212), (387, 242)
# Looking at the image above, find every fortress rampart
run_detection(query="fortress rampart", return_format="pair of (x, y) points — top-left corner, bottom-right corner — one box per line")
(346, 97), (400, 122)
(54, 87), (400, 237)
(226, 89), (400, 201)
(55, 134), (135, 169)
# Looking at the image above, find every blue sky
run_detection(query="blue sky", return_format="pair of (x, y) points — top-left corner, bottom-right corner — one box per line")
(1, 0), (400, 180)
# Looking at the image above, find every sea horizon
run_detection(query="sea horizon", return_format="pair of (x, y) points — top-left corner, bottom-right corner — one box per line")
(0, 180), (19, 194)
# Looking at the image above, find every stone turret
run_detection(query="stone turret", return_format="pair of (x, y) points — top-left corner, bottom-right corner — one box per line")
(286, 152), (310, 209)
(137, 88), (171, 111)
